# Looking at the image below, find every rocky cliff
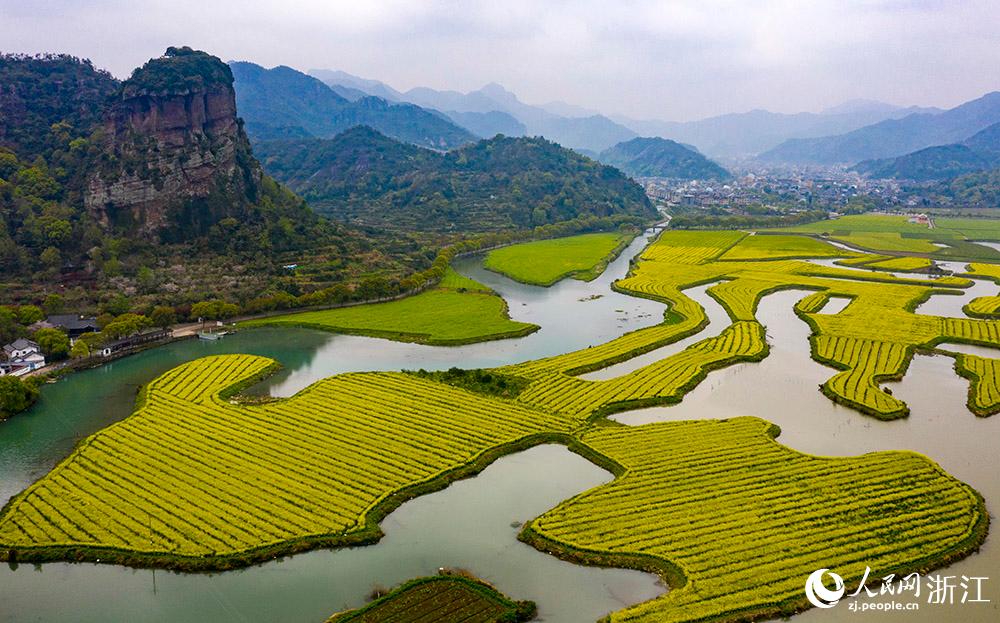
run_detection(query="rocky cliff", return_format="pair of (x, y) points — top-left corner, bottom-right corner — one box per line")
(86, 47), (261, 239)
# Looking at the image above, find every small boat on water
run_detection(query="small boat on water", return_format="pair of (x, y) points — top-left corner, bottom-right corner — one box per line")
(197, 330), (226, 341)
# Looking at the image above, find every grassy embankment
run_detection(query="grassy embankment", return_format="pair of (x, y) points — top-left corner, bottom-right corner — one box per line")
(483, 232), (632, 286)
(241, 268), (537, 345)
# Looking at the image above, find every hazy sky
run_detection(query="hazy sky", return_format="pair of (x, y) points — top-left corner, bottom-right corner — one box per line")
(2, 0), (998, 121)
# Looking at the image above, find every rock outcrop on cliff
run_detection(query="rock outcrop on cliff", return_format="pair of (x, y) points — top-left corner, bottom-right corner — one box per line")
(86, 47), (261, 240)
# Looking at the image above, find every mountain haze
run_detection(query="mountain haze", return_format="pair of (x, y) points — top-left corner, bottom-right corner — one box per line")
(855, 122), (1000, 180)
(231, 63), (475, 150)
(760, 92), (1000, 164)
(310, 71), (637, 152)
(614, 106), (941, 158)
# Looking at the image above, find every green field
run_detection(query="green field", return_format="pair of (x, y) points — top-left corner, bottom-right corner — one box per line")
(327, 575), (535, 622)
(242, 269), (537, 344)
(771, 213), (1000, 259)
(719, 234), (848, 260)
(483, 232), (630, 286)
(862, 256), (933, 271)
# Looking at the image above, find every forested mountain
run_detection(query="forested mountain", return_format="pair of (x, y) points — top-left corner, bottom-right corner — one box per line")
(0, 54), (118, 160)
(253, 127), (655, 231)
(760, 92), (1000, 164)
(948, 168), (1000, 207)
(854, 123), (1000, 180)
(0, 49), (415, 309)
(599, 137), (731, 180)
(230, 62), (475, 150)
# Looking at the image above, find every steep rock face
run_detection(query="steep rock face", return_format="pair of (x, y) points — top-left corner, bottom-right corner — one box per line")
(86, 47), (260, 238)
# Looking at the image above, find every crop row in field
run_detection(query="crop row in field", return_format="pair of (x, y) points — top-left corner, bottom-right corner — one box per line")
(506, 227), (1000, 420)
(833, 232), (941, 253)
(771, 214), (1000, 259)
(862, 256), (933, 272)
(524, 417), (988, 623)
(718, 234), (847, 261)
(954, 353), (1000, 416)
(482, 232), (631, 286)
(812, 336), (911, 418)
(511, 321), (766, 417)
(639, 230), (747, 264)
(327, 575), (535, 623)
(0, 355), (573, 561)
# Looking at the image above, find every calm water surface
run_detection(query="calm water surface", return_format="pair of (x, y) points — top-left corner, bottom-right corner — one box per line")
(1, 234), (997, 622)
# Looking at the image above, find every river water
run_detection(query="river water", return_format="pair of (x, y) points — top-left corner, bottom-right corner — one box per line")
(1, 233), (997, 622)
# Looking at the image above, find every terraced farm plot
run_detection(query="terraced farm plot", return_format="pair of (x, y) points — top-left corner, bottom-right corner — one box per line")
(771, 214), (1000, 259)
(524, 418), (987, 623)
(482, 232), (630, 286)
(862, 256), (933, 272)
(327, 575), (534, 623)
(954, 353), (1000, 416)
(832, 232), (940, 253)
(0, 355), (574, 564)
(242, 275), (537, 345)
(509, 321), (767, 417)
(775, 214), (942, 236)
(639, 230), (746, 264)
(719, 234), (847, 260)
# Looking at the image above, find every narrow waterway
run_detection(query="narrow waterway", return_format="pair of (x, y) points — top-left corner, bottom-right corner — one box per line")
(610, 290), (999, 622)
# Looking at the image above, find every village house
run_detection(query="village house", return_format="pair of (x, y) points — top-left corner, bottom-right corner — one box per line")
(30, 314), (100, 340)
(0, 338), (46, 376)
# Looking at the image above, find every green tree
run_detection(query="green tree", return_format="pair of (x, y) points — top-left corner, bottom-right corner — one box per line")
(0, 376), (39, 420)
(190, 299), (240, 321)
(70, 339), (91, 359)
(40, 246), (61, 271)
(16, 305), (43, 324)
(150, 306), (176, 328)
(136, 266), (156, 293)
(33, 327), (70, 360)
(101, 293), (131, 316)
(0, 307), (23, 344)
(43, 293), (65, 315)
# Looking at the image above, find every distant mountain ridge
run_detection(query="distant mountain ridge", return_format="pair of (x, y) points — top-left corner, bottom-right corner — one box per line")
(231, 62), (475, 150)
(599, 137), (731, 181)
(855, 122), (1000, 180)
(308, 70), (636, 152)
(253, 127), (655, 231)
(760, 92), (1000, 165)
(612, 106), (941, 158)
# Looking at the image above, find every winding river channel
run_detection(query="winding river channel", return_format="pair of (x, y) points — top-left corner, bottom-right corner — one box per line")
(1, 232), (998, 622)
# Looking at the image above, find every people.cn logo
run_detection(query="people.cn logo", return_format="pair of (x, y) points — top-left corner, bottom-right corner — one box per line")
(805, 568), (846, 608)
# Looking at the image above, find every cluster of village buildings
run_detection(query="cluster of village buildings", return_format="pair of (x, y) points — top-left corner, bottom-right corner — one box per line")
(1, 314), (171, 377)
(640, 170), (908, 213)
